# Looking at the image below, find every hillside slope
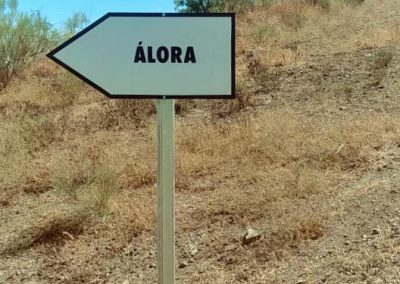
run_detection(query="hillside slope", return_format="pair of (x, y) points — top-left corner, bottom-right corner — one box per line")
(0, 0), (400, 283)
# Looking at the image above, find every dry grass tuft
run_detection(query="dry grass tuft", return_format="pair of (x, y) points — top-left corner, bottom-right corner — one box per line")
(0, 205), (91, 255)
(107, 189), (156, 243)
(21, 172), (51, 195)
(370, 48), (394, 86)
(0, 122), (31, 191)
(50, 148), (121, 215)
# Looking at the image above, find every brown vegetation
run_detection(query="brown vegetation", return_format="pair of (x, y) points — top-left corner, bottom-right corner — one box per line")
(1, 0), (400, 283)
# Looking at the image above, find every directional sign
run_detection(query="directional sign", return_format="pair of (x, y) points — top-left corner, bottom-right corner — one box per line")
(48, 13), (235, 99)
(47, 13), (236, 284)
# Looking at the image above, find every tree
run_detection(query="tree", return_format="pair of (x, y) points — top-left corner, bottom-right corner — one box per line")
(0, 0), (55, 90)
(174, 0), (255, 13)
(64, 11), (89, 37)
(174, 0), (213, 12)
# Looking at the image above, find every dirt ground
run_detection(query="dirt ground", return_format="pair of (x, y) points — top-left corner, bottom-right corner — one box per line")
(1, 1), (400, 283)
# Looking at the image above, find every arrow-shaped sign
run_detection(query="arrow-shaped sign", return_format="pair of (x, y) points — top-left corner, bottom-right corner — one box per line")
(48, 13), (235, 99)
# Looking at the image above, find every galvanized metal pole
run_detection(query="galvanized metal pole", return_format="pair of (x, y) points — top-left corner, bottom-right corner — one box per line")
(156, 98), (175, 284)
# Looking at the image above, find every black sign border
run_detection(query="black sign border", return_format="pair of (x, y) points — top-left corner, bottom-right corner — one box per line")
(47, 13), (235, 99)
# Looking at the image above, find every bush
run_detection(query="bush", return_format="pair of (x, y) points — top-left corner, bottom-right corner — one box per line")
(63, 11), (89, 37)
(307, 0), (331, 10)
(0, 0), (55, 90)
(370, 49), (394, 86)
(218, 0), (255, 12)
(175, 0), (255, 13)
(344, 0), (365, 6)
(51, 153), (120, 215)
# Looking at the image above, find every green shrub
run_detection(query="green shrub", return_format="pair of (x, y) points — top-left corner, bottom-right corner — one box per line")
(63, 11), (89, 37)
(307, 0), (331, 10)
(0, 0), (55, 90)
(344, 0), (365, 6)
(218, 0), (255, 12)
(175, 0), (255, 13)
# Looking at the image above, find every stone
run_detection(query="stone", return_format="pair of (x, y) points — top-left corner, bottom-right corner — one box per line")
(242, 227), (262, 245)
(372, 228), (381, 235)
(225, 244), (238, 252)
(189, 244), (198, 256)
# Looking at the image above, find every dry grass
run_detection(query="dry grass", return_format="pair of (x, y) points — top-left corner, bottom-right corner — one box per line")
(176, 109), (399, 234)
(0, 0), (400, 282)
(2, 84), (398, 256)
(50, 146), (122, 214)
(370, 48), (395, 86)
(0, 204), (91, 255)
(236, 0), (400, 69)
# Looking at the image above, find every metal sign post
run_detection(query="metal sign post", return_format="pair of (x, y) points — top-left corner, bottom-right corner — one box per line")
(156, 99), (175, 283)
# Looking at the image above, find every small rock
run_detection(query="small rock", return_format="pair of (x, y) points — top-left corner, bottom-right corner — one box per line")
(372, 228), (381, 235)
(242, 227), (262, 245)
(122, 280), (129, 284)
(225, 244), (238, 252)
(0, 272), (7, 283)
(224, 255), (237, 264)
(297, 279), (306, 284)
(344, 240), (351, 246)
(189, 244), (198, 256)
(149, 263), (156, 269)
(179, 261), (188, 269)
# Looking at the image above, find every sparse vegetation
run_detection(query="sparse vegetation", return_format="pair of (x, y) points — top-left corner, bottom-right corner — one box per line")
(309, 0), (331, 10)
(1, 0), (400, 283)
(371, 48), (394, 86)
(345, 0), (365, 6)
(63, 11), (89, 36)
(373, 49), (394, 70)
(0, 0), (55, 90)
(174, 0), (255, 12)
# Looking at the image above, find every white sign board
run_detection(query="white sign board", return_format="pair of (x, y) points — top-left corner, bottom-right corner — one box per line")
(48, 13), (235, 99)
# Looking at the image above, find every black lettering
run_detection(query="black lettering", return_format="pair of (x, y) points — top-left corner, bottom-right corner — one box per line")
(134, 41), (146, 63)
(171, 46), (182, 63)
(147, 46), (156, 63)
(157, 46), (169, 63)
(184, 46), (196, 63)
(135, 44), (196, 64)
